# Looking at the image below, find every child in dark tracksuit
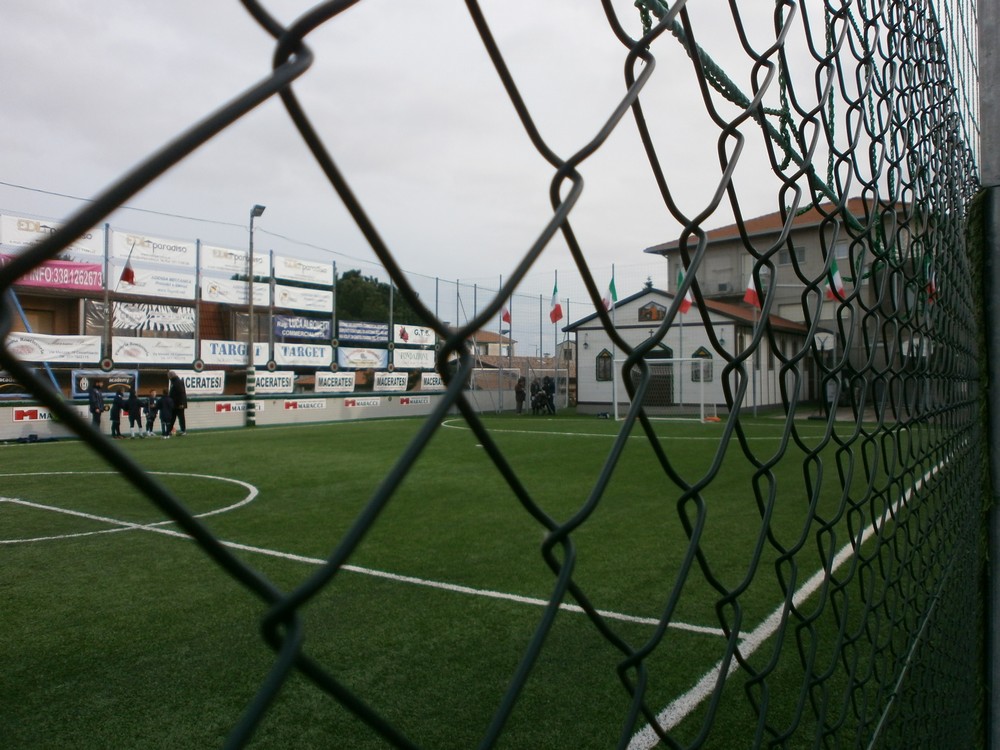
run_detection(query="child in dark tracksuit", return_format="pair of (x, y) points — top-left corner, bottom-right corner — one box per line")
(156, 392), (174, 439)
(109, 392), (125, 439)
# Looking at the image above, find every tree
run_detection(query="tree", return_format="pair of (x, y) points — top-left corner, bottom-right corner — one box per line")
(336, 269), (420, 324)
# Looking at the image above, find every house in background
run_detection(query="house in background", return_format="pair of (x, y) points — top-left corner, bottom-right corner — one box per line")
(566, 287), (812, 416)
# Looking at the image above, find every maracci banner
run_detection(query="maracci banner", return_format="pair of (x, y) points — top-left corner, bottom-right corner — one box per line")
(0, 254), (103, 291)
(170, 369), (226, 396)
(0, 213), (103, 258)
(5, 333), (101, 363)
(315, 371), (356, 393)
(110, 230), (196, 269)
(112, 336), (196, 364)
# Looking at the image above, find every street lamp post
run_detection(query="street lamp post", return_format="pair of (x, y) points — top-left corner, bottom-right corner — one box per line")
(247, 204), (265, 427)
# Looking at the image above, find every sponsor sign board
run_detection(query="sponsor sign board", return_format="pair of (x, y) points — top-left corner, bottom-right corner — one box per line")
(0, 254), (103, 291)
(253, 371), (295, 394)
(392, 348), (436, 370)
(200, 340), (269, 366)
(12, 406), (56, 422)
(6, 333), (101, 363)
(314, 371), (356, 393)
(273, 315), (331, 340)
(399, 396), (431, 406)
(338, 320), (388, 344)
(214, 401), (264, 413)
(0, 214), (102, 258)
(200, 277), (268, 306)
(113, 265), (196, 300)
(344, 397), (380, 408)
(374, 371), (409, 392)
(282, 399), (327, 411)
(273, 284), (333, 313)
(421, 372), (445, 391)
(0, 371), (30, 397)
(72, 369), (138, 397)
(393, 324), (436, 346)
(274, 343), (333, 367)
(273, 254), (333, 286)
(112, 336), (196, 364)
(170, 369), (226, 396)
(199, 244), (269, 276)
(110, 230), (196, 269)
(337, 347), (389, 369)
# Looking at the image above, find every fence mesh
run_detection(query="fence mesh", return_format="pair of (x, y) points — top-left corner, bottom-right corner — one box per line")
(0, 1), (986, 748)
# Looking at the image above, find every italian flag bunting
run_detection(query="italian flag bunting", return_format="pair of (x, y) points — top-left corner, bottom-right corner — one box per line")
(826, 257), (846, 300)
(602, 274), (618, 311)
(549, 281), (563, 323)
(677, 268), (693, 314)
(501, 303), (511, 323)
(924, 257), (939, 303)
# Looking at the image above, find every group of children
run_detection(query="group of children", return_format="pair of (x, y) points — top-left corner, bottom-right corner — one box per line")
(107, 388), (178, 439)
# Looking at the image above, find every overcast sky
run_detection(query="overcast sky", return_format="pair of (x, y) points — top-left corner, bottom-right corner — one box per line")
(2, 1), (794, 324)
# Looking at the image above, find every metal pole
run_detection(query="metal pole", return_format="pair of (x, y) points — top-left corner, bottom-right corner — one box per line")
(246, 204), (265, 427)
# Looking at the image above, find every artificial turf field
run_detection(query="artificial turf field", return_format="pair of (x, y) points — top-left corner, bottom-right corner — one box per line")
(1, 412), (940, 748)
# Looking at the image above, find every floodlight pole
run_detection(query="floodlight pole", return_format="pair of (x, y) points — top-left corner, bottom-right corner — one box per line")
(247, 204), (265, 427)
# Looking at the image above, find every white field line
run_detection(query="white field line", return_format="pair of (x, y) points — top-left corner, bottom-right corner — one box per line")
(1, 482), (724, 637)
(627, 457), (947, 749)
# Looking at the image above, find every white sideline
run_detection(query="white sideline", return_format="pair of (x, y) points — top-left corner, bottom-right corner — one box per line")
(627, 458), (946, 749)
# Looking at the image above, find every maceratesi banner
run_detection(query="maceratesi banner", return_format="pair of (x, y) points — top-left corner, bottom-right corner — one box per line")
(112, 336), (196, 364)
(200, 340), (270, 366)
(273, 283), (333, 313)
(394, 324), (436, 346)
(0, 254), (103, 291)
(273, 343), (333, 368)
(273, 254), (333, 286)
(273, 315), (331, 340)
(337, 346), (389, 369)
(110, 230), (196, 269)
(254, 371), (295, 394)
(314, 371), (356, 393)
(0, 214), (103, 258)
(170, 369), (226, 396)
(113, 303), (195, 333)
(339, 320), (388, 344)
(392, 348), (436, 370)
(421, 371), (445, 390)
(5, 333), (101, 363)
(113, 265), (196, 300)
(374, 371), (409, 392)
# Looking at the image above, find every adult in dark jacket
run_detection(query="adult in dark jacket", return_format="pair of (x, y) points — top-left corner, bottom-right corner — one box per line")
(167, 370), (188, 435)
(156, 391), (174, 439)
(88, 380), (105, 430)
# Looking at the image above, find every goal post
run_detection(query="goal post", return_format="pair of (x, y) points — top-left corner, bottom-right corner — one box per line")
(613, 357), (719, 423)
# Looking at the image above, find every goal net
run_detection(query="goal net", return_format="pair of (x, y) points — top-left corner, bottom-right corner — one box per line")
(613, 357), (719, 422)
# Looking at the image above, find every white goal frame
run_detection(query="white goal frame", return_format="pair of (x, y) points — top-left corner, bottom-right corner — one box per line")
(612, 357), (719, 423)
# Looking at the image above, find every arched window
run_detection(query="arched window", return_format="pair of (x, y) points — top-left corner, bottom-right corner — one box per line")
(595, 349), (614, 381)
(691, 346), (713, 382)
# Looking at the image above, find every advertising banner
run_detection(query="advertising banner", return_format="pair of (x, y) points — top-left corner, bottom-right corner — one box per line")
(169, 369), (226, 396)
(112, 336), (196, 364)
(110, 230), (196, 269)
(421, 371), (445, 391)
(374, 371), (409, 392)
(273, 315), (331, 340)
(254, 371), (295, 394)
(113, 265), (196, 300)
(338, 320), (388, 344)
(200, 277), (268, 306)
(71, 369), (138, 397)
(200, 340), (269, 366)
(273, 254), (333, 286)
(200, 244), (269, 276)
(0, 254), (103, 291)
(0, 371), (30, 397)
(5, 333), (101, 363)
(337, 347), (389, 369)
(394, 324), (436, 346)
(273, 283), (333, 313)
(392, 348), (436, 370)
(113, 303), (195, 333)
(214, 400), (264, 414)
(282, 399), (327, 412)
(314, 371), (356, 393)
(274, 343), (333, 367)
(344, 396), (380, 408)
(0, 214), (103, 258)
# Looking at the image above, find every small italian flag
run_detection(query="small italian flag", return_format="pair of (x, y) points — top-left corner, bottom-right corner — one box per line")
(676, 268), (693, 314)
(549, 281), (563, 324)
(924, 257), (939, 303)
(601, 274), (618, 311)
(743, 273), (761, 308)
(826, 257), (846, 300)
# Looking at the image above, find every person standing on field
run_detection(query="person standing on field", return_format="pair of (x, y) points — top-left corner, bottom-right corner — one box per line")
(157, 390), (174, 439)
(167, 370), (188, 435)
(515, 376), (526, 414)
(144, 388), (158, 436)
(126, 388), (143, 438)
(88, 379), (105, 431)
(109, 390), (125, 438)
